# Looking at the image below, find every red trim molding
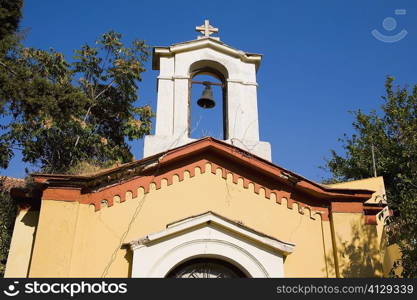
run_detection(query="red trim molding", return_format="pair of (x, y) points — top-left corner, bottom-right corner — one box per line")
(42, 187), (81, 202)
(330, 202), (364, 213)
(30, 138), (379, 221)
(363, 204), (384, 225)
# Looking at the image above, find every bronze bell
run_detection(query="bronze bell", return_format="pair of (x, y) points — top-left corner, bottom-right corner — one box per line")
(197, 83), (215, 109)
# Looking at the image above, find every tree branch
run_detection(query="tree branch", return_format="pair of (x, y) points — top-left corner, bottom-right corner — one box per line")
(69, 79), (115, 165)
(0, 60), (17, 76)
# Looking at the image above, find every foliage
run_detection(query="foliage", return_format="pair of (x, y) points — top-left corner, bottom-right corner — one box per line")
(325, 77), (417, 278)
(65, 161), (113, 176)
(0, 0), (23, 40)
(0, 0), (153, 276)
(0, 0), (23, 165)
(0, 0), (23, 278)
(0, 177), (18, 277)
(0, 30), (153, 173)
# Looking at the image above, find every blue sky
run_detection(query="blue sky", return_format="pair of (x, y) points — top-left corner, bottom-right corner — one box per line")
(1, 0), (416, 182)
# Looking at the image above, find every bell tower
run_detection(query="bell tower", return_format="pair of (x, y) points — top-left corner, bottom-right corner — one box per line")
(144, 20), (272, 161)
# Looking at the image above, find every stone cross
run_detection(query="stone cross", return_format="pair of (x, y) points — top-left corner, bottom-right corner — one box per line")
(196, 20), (219, 40)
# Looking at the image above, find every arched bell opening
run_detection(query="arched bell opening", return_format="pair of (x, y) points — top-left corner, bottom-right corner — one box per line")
(188, 60), (229, 140)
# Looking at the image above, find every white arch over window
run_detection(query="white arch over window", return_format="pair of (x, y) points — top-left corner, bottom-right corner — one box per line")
(189, 59), (229, 81)
(174, 46), (254, 82)
(129, 212), (295, 278)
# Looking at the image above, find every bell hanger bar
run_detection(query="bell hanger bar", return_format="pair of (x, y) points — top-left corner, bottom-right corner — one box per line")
(191, 80), (224, 87)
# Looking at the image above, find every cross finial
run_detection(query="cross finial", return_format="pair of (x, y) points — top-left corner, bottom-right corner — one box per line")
(195, 20), (219, 40)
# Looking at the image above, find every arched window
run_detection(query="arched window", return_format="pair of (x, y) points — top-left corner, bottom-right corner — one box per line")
(189, 60), (228, 140)
(166, 257), (248, 278)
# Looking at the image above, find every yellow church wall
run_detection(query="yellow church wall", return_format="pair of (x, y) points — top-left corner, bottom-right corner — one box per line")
(331, 212), (383, 277)
(320, 217), (337, 277)
(27, 163), (333, 278)
(382, 244), (402, 277)
(327, 177), (389, 277)
(4, 209), (39, 278)
(29, 200), (80, 277)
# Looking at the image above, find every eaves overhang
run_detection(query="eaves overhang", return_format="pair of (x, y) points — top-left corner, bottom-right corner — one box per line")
(152, 37), (262, 71)
(29, 137), (374, 203)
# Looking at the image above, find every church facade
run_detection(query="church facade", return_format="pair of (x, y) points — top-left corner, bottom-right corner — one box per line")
(5, 21), (395, 278)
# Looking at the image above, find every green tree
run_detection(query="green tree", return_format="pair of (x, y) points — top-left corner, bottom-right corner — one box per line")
(325, 77), (417, 278)
(0, 0), (23, 278)
(0, 177), (18, 277)
(0, 0), (153, 276)
(0, 0), (24, 167)
(0, 0), (23, 40)
(1, 30), (153, 173)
